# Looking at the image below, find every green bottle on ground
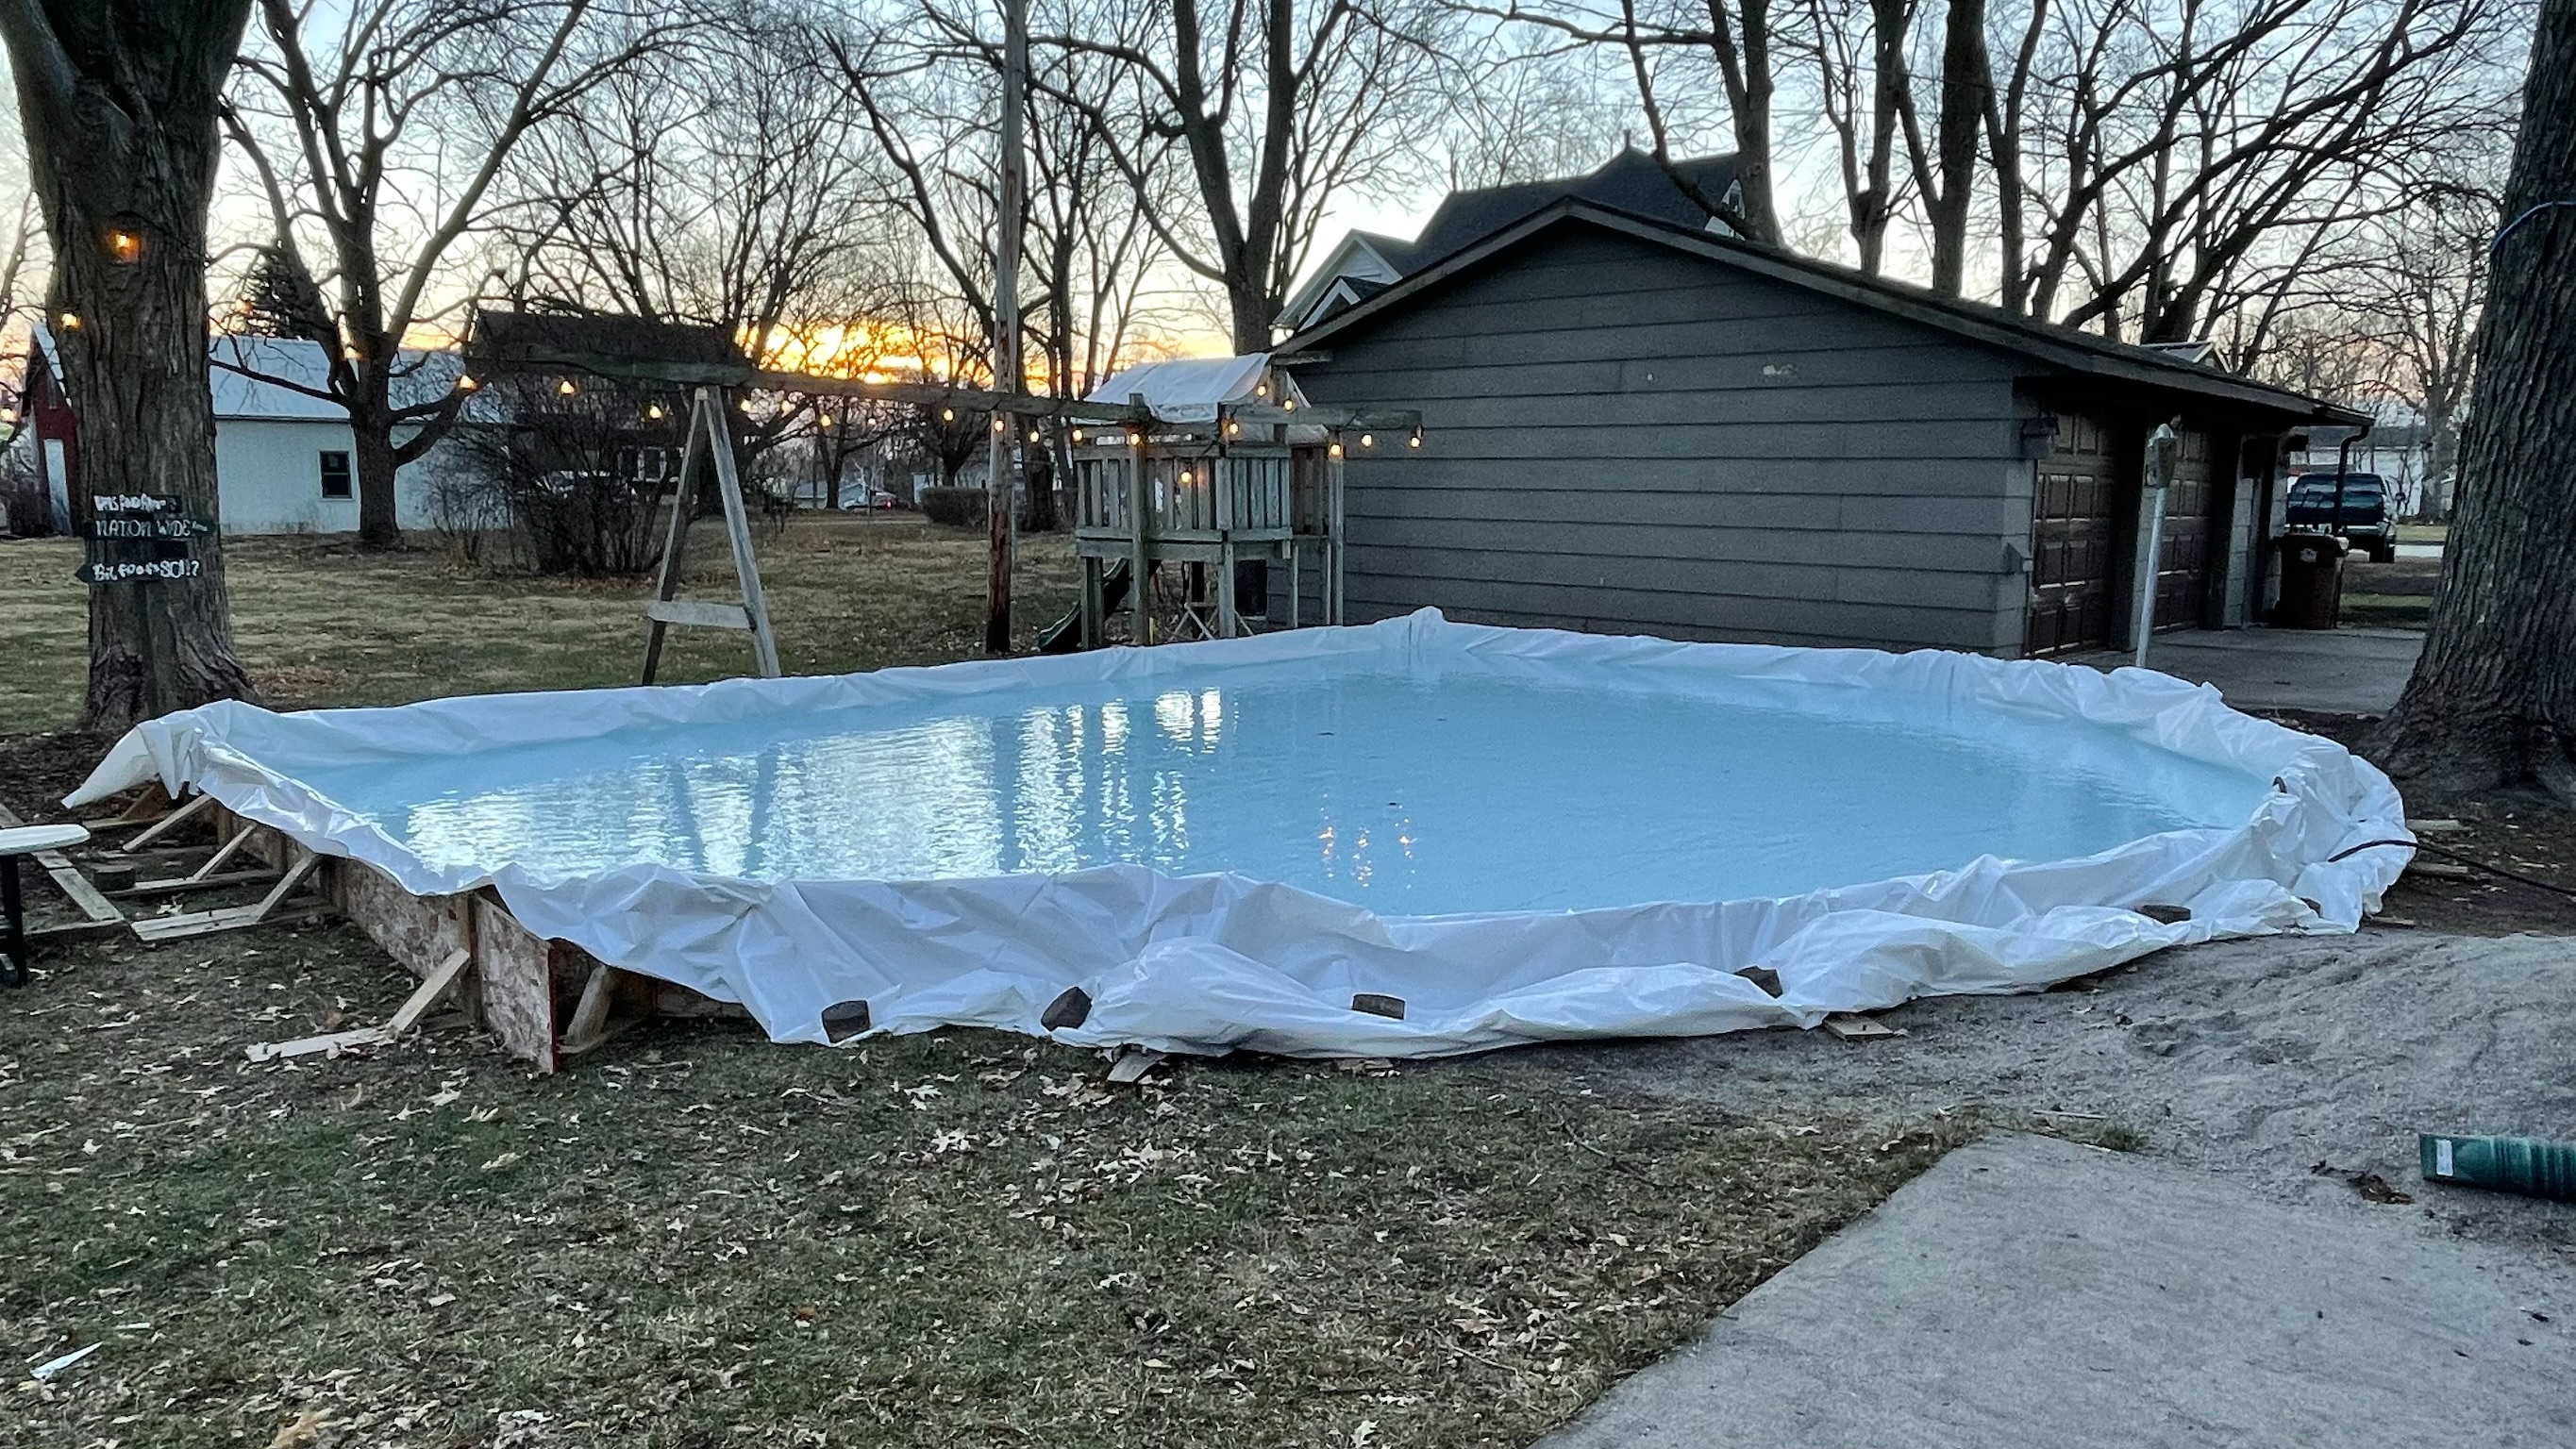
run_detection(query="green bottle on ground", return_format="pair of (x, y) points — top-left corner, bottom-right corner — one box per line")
(2419, 1133), (2576, 1202)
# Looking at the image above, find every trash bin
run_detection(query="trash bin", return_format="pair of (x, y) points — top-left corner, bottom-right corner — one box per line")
(2272, 532), (2347, 629)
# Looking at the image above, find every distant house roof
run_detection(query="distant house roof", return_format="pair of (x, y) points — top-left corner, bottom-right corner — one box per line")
(470, 309), (748, 374)
(1281, 199), (2367, 426)
(30, 325), (462, 423)
(1280, 149), (1742, 331)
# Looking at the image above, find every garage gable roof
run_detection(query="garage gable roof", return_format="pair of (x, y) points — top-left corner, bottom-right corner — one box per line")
(1280, 200), (2366, 425)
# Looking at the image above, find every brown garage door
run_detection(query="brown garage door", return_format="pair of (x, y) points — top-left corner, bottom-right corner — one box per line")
(2149, 429), (2214, 632)
(2024, 412), (2117, 656)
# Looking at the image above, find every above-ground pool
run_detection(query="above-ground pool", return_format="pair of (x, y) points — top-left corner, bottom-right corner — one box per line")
(73, 610), (2409, 1057)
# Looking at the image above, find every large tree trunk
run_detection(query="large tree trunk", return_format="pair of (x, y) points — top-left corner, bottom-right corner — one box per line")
(1927, 0), (1990, 295)
(2370, 0), (2576, 798)
(2, 1), (259, 730)
(350, 380), (405, 550)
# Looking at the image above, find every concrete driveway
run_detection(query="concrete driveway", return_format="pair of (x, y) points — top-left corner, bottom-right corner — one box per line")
(2069, 626), (2424, 714)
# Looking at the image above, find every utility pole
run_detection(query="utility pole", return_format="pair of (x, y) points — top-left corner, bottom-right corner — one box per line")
(983, 0), (1029, 656)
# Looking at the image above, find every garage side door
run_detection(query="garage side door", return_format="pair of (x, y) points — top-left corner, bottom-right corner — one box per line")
(2024, 412), (2117, 656)
(2151, 430), (2215, 632)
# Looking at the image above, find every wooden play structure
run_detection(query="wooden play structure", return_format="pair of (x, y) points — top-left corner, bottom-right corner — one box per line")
(1065, 354), (1416, 646)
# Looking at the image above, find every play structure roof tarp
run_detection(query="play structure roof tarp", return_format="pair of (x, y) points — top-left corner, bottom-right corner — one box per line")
(1085, 353), (1306, 423)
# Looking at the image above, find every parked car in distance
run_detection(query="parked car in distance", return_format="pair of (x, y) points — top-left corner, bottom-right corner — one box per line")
(2284, 472), (2396, 562)
(835, 489), (900, 511)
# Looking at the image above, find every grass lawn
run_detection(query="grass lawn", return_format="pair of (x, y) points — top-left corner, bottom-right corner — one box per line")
(2396, 523), (2449, 546)
(1, 520), (1963, 1446)
(0, 514), (1081, 733)
(2337, 552), (2440, 631)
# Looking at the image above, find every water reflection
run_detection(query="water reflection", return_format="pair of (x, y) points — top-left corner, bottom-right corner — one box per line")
(301, 666), (2275, 915)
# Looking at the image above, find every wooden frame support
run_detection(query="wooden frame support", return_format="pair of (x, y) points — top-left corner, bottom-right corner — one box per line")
(642, 386), (782, 684)
(130, 847), (325, 942)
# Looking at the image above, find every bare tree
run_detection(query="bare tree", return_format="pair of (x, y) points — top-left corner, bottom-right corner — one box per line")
(2353, 187), (2491, 518)
(2000, 0), (2506, 343)
(2, 0), (259, 726)
(1470, 0), (1785, 243)
(2373, 0), (2576, 797)
(221, 0), (668, 549)
(1011, 0), (1450, 351)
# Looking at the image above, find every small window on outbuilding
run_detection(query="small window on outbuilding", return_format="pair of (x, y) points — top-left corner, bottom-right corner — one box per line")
(319, 451), (353, 499)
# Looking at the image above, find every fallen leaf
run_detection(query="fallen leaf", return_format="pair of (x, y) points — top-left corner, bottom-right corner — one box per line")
(269, 1407), (330, 1449)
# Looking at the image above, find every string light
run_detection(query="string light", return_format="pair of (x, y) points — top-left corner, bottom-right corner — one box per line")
(1071, 428), (1085, 443)
(941, 407), (955, 422)
(1329, 440), (1344, 458)
(557, 377), (577, 396)
(1360, 432), (1375, 448)
(1255, 382), (1268, 398)
(816, 412), (832, 428)
(104, 228), (142, 264)
(1225, 419), (1240, 437)
(456, 375), (479, 392)
(1179, 469), (1194, 484)
(57, 311), (79, 331)
(1029, 426), (1041, 442)
(1126, 433), (1142, 447)
(1280, 397), (1296, 411)
(645, 402), (664, 420)
(1407, 429), (1422, 449)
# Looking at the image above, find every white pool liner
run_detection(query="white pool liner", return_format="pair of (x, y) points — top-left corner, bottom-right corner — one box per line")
(69, 610), (2411, 1058)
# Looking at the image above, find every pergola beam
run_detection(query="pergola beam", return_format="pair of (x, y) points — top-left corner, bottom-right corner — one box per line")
(470, 350), (1421, 436)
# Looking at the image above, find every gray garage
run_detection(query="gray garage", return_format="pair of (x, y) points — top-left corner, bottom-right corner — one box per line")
(1276, 199), (2363, 657)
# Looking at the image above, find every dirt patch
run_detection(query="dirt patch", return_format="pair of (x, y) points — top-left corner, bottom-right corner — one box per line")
(1484, 929), (2576, 1260)
(1, 922), (1946, 1449)
(2259, 708), (2576, 937)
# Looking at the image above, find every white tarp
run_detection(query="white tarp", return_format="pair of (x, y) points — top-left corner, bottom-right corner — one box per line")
(1083, 353), (1306, 424)
(69, 611), (2411, 1058)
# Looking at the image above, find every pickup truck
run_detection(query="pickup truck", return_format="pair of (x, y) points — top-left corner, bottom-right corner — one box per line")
(2284, 472), (2397, 563)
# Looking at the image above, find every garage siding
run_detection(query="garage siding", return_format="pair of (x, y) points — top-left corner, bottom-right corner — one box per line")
(1288, 228), (2033, 653)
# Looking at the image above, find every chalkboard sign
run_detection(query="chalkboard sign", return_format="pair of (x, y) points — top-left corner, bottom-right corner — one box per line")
(77, 493), (213, 587)
(84, 514), (214, 541)
(91, 492), (187, 517)
(77, 557), (207, 584)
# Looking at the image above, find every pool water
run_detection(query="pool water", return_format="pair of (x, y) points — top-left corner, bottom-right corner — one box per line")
(294, 664), (2274, 915)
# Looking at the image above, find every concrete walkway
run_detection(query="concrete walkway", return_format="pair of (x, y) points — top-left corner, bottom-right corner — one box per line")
(1537, 1134), (2572, 1449)
(2070, 626), (2423, 714)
